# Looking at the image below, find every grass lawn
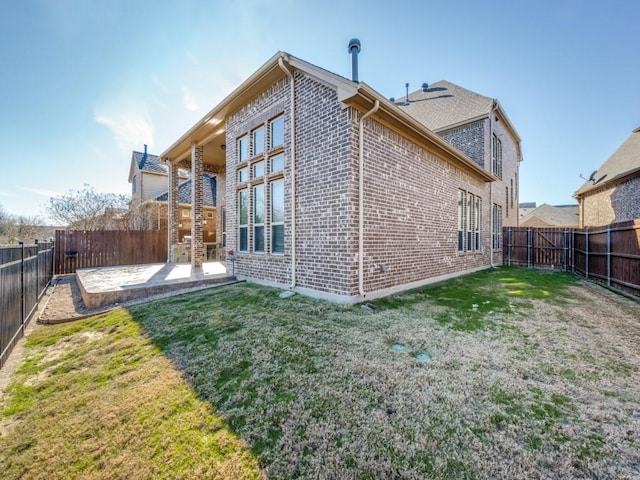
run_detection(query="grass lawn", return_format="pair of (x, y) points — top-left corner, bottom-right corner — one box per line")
(1, 266), (639, 479)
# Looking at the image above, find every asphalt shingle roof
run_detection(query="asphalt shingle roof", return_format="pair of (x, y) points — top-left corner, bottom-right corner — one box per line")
(133, 151), (190, 177)
(155, 173), (217, 207)
(394, 80), (494, 131)
(521, 204), (580, 227)
(575, 127), (640, 196)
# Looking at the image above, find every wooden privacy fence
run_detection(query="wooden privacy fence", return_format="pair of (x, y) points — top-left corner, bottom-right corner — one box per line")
(504, 220), (640, 297)
(1, 241), (54, 369)
(54, 230), (168, 275)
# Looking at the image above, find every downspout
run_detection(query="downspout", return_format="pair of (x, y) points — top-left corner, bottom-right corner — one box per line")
(489, 104), (495, 267)
(358, 100), (379, 297)
(278, 57), (296, 287)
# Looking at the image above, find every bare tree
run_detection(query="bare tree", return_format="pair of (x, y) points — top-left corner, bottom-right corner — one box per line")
(46, 184), (129, 230)
(0, 202), (47, 244)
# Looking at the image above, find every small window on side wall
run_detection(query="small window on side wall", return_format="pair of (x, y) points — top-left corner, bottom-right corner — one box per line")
(270, 116), (284, 149)
(238, 135), (248, 163)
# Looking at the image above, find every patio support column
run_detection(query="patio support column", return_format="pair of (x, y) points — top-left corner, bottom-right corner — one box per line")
(191, 143), (204, 268)
(167, 159), (179, 263)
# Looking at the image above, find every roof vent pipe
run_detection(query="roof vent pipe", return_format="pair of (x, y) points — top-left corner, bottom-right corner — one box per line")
(422, 82), (429, 92)
(348, 38), (361, 82)
(143, 144), (148, 161)
(405, 83), (409, 104)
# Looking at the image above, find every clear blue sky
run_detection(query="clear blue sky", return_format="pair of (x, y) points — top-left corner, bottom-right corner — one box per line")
(1, 0), (638, 220)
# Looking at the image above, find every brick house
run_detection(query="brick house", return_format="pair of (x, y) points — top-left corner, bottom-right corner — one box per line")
(159, 51), (522, 303)
(574, 126), (640, 227)
(127, 147), (218, 251)
(520, 204), (579, 228)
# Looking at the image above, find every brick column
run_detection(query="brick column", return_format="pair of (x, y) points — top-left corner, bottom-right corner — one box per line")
(191, 143), (204, 268)
(167, 159), (179, 263)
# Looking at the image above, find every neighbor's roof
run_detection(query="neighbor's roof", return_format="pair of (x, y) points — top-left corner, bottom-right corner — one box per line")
(575, 127), (640, 196)
(521, 203), (580, 226)
(395, 80), (494, 131)
(155, 173), (217, 207)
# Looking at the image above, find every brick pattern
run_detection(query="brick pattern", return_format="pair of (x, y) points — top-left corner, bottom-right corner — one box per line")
(167, 159), (179, 262)
(438, 120), (485, 167)
(581, 176), (640, 226)
(191, 144), (204, 267)
(222, 71), (522, 299)
(358, 114), (491, 295)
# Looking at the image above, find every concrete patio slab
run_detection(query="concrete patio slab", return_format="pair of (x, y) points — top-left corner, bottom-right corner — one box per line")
(76, 262), (235, 308)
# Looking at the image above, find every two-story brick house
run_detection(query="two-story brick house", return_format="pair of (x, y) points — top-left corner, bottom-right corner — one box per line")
(395, 81), (522, 247)
(574, 126), (640, 226)
(159, 50), (522, 303)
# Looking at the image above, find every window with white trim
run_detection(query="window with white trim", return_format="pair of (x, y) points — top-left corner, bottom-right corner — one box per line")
(271, 179), (284, 254)
(252, 126), (265, 156)
(492, 204), (503, 251)
(238, 189), (248, 252)
(238, 167), (248, 183)
(458, 190), (481, 252)
(492, 134), (502, 178)
(270, 153), (284, 174)
(252, 160), (265, 179)
(270, 115), (284, 149)
(458, 190), (466, 251)
(253, 185), (265, 253)
(238, 135), (248, 163)
(474, 196), (482, 251)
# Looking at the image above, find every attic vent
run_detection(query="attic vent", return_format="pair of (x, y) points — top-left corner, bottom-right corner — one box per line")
(422, 82), (429, 92)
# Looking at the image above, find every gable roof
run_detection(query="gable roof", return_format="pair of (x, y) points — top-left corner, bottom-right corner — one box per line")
(520, 203), (580, 226)
(160, 52), (497, 184)
(128, 150), (191, 183)
(155, 173), (217, 207)
(395, 80), (494, 131)
(575, 127), (640, 196)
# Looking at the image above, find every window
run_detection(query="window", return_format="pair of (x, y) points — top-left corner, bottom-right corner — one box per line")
(492, 134), (502, 178)
(222, 207), (227, 247)
(270, 116), (284, 149)
(238, 135), (248, 162)
(270, 154), (284, 174)
(207, 211), (214, 219)
(252, 126), (265, 156)
(492, 204), (503, 251)
(238, 190), (248, 252)
(458, 190), (481, 252)
(253, 185), (265, 252)
(510, 179), (514, 208)
(238, 167), (248, 183)
(505, 187), (509, 218)
(271, 179), (284, 254)
(252, 160), (265, 179)
(474, 197), (482, 251)
(457, 190), (466, 251)
(182, 209), (190, 218)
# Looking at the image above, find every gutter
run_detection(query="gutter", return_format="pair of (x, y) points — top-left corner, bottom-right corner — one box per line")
(278, 57), (297, 288)
(358, 99), (380, 297)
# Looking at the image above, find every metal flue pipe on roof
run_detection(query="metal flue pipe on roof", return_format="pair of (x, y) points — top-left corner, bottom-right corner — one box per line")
(348, 38), (361, 82)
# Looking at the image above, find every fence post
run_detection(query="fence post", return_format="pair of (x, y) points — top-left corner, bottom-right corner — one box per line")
(527, 227), (531, 268)
(563, 229), (567, 272)
(507, 227), (512, 266)
(571, 229), (575, 273)
(606, 225), (611, 287)
(585, 229), (589, 279)
(19, 241), (25, 334)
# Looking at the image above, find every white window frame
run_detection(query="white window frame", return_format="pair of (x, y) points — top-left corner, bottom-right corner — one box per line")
(238, 189), (248, 252)
(270, 179), (284, 254)
(253, 184), (265, 253)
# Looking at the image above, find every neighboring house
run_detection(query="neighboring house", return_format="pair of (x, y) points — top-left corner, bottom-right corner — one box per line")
(128, 146), (219, 249)
(520, 204), (579, 228)
(574, 126), (640, 227)
(158, 49), (523, 303)
(155, 174), (218, 245)
(519, 202), (537, 220)
(128, 145), (189, 201)
(395, 80), (523, 237)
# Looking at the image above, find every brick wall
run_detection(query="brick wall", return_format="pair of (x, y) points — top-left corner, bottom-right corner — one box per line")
(358, 114), (492, 296)
(438, 120), (485, 167)
(224, 71), (513, 300)
(581, 176), (640, 226)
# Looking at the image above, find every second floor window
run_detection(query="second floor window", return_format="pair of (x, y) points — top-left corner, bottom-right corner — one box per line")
(492, 134), (502, 178)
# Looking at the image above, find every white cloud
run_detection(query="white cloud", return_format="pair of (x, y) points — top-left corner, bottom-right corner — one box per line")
(181, 86), (199, 111)
(95, 109), (154, 155)
(21, 187), (63, 198)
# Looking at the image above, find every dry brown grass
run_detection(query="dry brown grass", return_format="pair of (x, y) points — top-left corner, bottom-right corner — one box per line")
(2, 267), (639, 479)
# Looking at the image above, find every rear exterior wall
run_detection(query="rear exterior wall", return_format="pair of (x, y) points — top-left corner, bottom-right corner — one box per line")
(356, 114), (493, 297)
